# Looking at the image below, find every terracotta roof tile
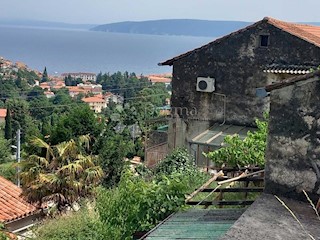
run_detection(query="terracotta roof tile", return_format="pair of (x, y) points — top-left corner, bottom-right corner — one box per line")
(0, 109), (7, 118)
(0, 176), (37, 223)
(148, 75), (171, 83)
(82, 96), (105, 103)
(265, 17), (320, 47)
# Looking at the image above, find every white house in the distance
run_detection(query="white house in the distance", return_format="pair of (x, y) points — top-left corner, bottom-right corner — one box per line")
(82, 96), (107, 113)
(61, 72), (97, 82)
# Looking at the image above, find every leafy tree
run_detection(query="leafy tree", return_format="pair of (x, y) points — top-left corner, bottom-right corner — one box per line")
(0, 133), (11, 164)
(50, 104), (102, 144)
(29, 95), (53, 120)
(98, 132), (134, 187)
(5, 98), (35, 142)
(20, 136), (103, 210)
(205, 117), (268, 168)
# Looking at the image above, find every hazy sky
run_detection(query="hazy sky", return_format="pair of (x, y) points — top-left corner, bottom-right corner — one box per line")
(2, 0), (320, 24)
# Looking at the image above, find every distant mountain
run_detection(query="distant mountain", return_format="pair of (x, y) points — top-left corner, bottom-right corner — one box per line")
(0, 19), (97, 30)
(91, 19), (320, 37)
(90, 19), (252, 37)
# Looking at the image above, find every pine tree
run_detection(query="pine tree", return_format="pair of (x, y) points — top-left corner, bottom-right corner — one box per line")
(4, 108), (12, 140)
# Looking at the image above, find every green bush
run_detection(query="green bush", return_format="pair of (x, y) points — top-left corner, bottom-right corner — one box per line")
(0, 161), (16, 182)
(205, 118), (268, 168)
(33, 208), (105, 240)
(96, 166), (207, 239)
(153, 148), (194, 175)
(96, 171), (186, 239)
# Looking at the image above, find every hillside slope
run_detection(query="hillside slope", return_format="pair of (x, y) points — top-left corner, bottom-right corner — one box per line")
(91, 19), (252, 37)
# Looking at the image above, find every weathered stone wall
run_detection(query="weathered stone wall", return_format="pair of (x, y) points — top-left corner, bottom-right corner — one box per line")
(265, 76), (320, 201)
(171, 21), (320, 127)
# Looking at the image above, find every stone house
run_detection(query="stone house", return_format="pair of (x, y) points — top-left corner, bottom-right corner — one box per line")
(218, 70), (320, 240)
(159, 17), (320, 165)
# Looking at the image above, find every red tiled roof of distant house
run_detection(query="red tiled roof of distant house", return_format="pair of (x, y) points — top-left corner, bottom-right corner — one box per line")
(67, 86), (88, 93)
(148, 75), (171, 84)
(53, 80), (65, 86)
(82, 96), (105, 103)
(0, 109), (7, 118)
(39, 82), (50, 87)
(0, 176), (38, 223)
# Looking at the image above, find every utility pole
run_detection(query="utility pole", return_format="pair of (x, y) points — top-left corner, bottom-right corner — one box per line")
(16, 129), (21, 187)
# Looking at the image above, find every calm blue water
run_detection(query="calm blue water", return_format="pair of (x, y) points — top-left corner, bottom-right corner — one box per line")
(0, 26), (212, 75)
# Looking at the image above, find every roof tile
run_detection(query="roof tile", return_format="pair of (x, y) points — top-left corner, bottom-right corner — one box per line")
(0, 176), (37, 223)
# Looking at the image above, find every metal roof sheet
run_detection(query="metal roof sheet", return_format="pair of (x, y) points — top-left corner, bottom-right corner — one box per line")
(144, 208), (245, 239)
(191, 124), (257, 147)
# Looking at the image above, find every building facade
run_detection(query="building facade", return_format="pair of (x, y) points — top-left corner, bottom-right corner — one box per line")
(159, 17), (320, 164)
(61, 72), (97, 82)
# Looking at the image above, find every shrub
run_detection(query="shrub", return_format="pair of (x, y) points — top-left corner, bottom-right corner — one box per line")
(96, 166), (207, 239)
(153, 148), (194, 175)
(205, 118), (268, 168)
(33, 208), (105, 240)
(0, 161), (16, 182)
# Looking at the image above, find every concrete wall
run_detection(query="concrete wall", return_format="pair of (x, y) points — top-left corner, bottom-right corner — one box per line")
(265, 76), (320, 201)
(167, 20), (320, 152)
(145, 143), (168, 168)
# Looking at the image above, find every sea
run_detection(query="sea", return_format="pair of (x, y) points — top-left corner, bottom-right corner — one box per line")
(0, 25), (213, 75)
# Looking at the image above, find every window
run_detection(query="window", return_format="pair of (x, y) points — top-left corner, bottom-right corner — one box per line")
(260, 35), (269, 47)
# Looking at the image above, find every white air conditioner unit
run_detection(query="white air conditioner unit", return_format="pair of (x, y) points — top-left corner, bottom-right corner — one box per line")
(196, 77), (215, 92)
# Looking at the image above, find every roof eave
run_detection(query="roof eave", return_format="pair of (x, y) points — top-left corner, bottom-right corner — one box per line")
(265, 69), (320, 92)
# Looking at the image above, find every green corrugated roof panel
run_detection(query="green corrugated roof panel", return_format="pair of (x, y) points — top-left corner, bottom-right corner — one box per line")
(144, 208), (245, 240)
(191, 124), (257, 147)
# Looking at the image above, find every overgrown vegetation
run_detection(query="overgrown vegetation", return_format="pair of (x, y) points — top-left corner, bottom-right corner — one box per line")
(32, 149), (207, 240)
(33, 207), (105, 240)
(205, 117), (268, 168)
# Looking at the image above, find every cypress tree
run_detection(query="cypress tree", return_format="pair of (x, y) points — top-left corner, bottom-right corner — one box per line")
(41, 67), (48, 83)
(4, 108), (12, 140)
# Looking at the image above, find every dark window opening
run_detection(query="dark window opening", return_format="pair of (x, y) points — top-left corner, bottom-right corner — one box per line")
(260, 35), (269, 47)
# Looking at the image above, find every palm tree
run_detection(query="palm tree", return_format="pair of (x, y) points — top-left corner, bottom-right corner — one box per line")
(20, 135), (103, 211)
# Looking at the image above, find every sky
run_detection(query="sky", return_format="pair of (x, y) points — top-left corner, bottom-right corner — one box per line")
(1, 0), (320, 24)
